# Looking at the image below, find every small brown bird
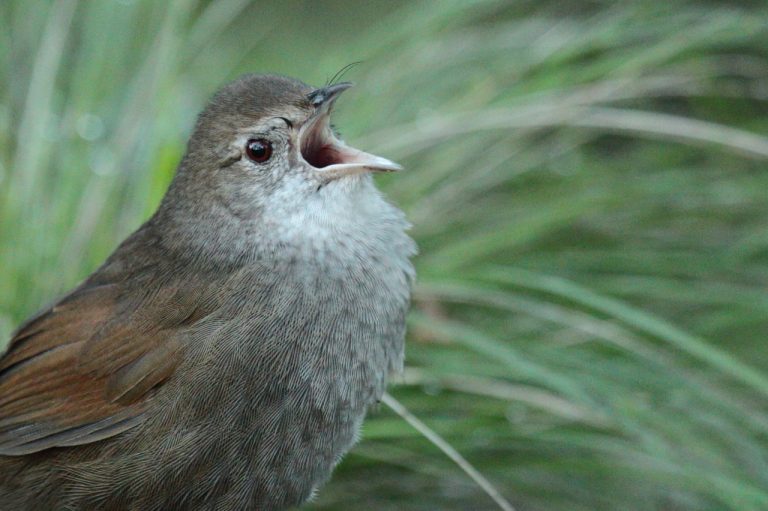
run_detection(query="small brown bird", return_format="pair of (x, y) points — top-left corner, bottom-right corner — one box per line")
(0, 74), (415, 510)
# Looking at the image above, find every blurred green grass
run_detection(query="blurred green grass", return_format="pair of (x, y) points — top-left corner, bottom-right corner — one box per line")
(2, 1), (768, 510)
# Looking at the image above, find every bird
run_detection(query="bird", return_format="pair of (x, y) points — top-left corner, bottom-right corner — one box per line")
(0, 74), (416, 510)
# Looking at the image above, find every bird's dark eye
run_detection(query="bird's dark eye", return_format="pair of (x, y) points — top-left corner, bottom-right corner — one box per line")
(245, 139), (273, 164)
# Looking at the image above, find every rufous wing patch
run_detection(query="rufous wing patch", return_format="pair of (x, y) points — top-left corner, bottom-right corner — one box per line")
(0, 279), (204, 456)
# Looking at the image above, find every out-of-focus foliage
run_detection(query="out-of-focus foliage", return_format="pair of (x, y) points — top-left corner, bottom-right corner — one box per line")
(2, 1), (768, 510)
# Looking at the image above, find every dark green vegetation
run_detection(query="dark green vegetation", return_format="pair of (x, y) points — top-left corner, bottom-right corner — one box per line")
(2, 1), (768, 509)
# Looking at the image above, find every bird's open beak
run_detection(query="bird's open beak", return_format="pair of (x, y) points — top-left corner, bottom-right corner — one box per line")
(299, 82), (402, 186)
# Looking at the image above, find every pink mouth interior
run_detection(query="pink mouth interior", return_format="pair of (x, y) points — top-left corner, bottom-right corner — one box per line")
(305, 143), (343, 168)
(301, 119), (346, 168)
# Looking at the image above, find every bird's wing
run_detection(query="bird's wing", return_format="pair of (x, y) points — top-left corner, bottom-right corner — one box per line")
(0, 278), (205, 455)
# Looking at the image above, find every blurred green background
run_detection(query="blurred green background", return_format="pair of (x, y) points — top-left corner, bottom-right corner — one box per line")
(3, 1), (768, 509)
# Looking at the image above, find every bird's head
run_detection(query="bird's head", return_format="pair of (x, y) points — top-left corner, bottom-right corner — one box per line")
(156, 74), (408, 264)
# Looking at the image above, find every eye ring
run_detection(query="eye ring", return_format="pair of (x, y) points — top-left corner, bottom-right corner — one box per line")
(245, 138), (273, 164)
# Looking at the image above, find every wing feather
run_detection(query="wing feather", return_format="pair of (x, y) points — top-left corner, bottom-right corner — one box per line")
(0, 277), (204, 456)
